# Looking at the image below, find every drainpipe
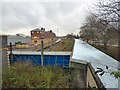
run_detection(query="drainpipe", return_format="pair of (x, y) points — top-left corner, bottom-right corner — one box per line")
(41, 40), (44, 66)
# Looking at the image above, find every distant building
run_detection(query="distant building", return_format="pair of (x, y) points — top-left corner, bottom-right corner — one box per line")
(15, 42), (29, 49)
(66, 34), (74, 39)
(7, 35), (31, 45)
(31, 27), (56, 45)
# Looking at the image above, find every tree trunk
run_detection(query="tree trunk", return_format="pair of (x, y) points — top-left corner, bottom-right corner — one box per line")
(103, 33), (107, 50)
(118, 2), (120, 62)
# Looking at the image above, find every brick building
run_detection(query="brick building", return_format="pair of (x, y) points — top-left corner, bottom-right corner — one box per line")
(31, 27), (56, 45)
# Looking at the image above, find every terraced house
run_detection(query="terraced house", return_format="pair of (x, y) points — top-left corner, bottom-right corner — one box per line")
(31, 27), (56, 45)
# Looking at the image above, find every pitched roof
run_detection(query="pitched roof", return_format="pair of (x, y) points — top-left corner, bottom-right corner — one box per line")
(31, 28), (41, 31)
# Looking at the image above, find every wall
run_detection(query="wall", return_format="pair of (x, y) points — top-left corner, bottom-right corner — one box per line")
(0, 35), (8, 69)
(0, 35), (8, 89)
(86, 66), (98, 88)
(86, 63), (105, 89)
(70, 62), (87, 88)
(70, 61), (104, 88)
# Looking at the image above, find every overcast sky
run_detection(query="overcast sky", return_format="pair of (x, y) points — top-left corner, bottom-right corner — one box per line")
(1, 0), (99, 36)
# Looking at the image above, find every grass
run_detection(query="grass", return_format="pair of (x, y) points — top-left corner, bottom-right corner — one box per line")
(45, 38), (74, 51)
(2, 62), (71, 88)
(110, 71), (120, 79)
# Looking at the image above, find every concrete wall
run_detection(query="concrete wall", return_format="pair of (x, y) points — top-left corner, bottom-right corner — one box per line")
(70, 62), (87, 88)
(86, 66), (98, 88)
(0, 35), (8, 89)
(70, 61), (104, 88)
(86, 63), (105, 89)
(0, 35), (8, 69)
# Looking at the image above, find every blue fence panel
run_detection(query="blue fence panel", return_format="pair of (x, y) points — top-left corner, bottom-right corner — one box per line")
(63, 55), (70, 66)
(48, 56), (56, 65)
(31, 55), (41, 65)
(56, 55), (64, 66)
(12, 54), (41, 65)
(11, 54), (70, 67)
(44, 55), (50, 65)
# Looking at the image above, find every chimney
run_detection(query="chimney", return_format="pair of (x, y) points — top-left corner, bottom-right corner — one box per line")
(41, 27), (45, 31)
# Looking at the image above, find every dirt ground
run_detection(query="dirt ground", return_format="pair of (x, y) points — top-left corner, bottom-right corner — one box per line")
(44, 38), (74, 51)
(93, 44), (119, 61)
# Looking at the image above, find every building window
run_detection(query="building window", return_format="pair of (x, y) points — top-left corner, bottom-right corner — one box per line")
(32, 32), (34, 34)
(37, 31), (39, 33)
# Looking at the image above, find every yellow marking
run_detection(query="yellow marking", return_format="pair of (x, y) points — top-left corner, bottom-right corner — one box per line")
(0, 47), (9, 51)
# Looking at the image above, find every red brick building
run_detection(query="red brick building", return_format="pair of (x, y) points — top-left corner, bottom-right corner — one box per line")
(31, 27), (56, 44)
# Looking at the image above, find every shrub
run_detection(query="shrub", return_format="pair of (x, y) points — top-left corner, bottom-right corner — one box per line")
(2, 62), (70, 88)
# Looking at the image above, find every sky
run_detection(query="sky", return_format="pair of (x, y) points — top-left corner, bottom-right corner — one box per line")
(0, 0), (99, 36)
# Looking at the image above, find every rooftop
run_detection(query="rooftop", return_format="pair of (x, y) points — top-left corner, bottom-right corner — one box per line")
(71, 39), (120, 89)
(31, 28), (45, 32)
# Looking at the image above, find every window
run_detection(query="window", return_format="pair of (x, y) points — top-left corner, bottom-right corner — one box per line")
(32, 32), (34, 34)
(37, 31), (39, 33)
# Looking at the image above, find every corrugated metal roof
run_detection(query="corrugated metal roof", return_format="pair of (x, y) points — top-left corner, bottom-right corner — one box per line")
(8, 51), (71, 55)
(71, 39), (120, 89)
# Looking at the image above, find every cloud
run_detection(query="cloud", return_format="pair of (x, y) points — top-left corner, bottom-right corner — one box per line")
(1, 0), (98, 36)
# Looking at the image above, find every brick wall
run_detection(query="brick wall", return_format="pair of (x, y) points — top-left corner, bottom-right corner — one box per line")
(31, 28), (56, 45)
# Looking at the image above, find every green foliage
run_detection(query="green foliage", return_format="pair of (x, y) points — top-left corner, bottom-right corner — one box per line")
(2, 62), (71, 88)
(110, 71), (120, 79)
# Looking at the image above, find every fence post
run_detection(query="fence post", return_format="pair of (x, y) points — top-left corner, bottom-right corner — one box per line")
(9, 42), (12, 65)
(41, 40), (44, 66)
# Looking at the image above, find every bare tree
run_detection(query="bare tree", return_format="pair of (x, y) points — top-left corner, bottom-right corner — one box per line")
(95, 0), (120, 61)
(80, 13), (113, 50)
(80, 24), (93, 43)
(80, 14), (99, 44)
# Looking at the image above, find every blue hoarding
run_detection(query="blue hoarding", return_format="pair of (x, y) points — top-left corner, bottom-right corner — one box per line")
(11, 54), (70, 67)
